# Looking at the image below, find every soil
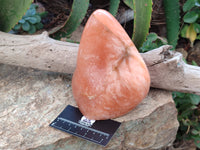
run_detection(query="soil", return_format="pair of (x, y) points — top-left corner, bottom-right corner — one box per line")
(36, 0), (72, 31)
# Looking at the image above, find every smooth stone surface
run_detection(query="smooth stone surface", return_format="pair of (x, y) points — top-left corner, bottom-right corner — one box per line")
(72, 9), (150, 120)
(0, 64), (179, 150)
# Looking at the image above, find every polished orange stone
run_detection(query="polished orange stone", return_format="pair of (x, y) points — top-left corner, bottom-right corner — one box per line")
(72, 9), (150, 120)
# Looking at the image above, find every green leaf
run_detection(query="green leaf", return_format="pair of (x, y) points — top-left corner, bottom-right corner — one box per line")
(190, 105), (198, 110)
(132, 0), (153, 49)
(28, 24), (36, 34)
(123, 0), (134, 9)
(183, 0), (196, 12)
(193, 23), (200, 33)
(173, 92), (186, 98)
(179, 103), (193, 114)
(13, 24), (21, 30)
(192, 60), (198, 66)
(140, 33), (166, 52)
(35, 22), (43, 29)
(183, 11), (199, 23)
(146, 33), (158, 42)
(0, 0), (33, 32)
(18, 19), (25, 24)
(52, 0), (89, 37)
(163, 0), (180, 49)
(34, 15), (41, 23)
(30, 3), (37, 9)
(22, 21), (30, 31)
(24, 7), (36, 17)
(196, 34), (200, 39)
(189, 94), (200, 105)
(26, 16), (37, 24)
(191, 129), (200, 135)
(37, 11), (48, 18)
(181, 25), (189, 38)
(109, 0), (120, 16)
(140, 41), (157, 52)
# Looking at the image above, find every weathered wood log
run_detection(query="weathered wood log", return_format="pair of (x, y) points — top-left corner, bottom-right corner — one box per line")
(0, 31), (79, 74)
(0, 31), (200, 95)
(141, 47), (200, 95)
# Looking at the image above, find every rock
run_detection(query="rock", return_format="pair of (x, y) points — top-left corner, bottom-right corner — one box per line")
(72, 9), (150, 120)
(0, 64), (179, 150)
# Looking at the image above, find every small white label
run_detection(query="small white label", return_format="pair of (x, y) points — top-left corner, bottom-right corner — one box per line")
(78, 116), (95, 127)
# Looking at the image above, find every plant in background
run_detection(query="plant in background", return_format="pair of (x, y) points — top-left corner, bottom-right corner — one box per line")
(163, 0), (180, 49)
(123, 0), (153, 50)
(0, 0), (33, 32)
(109, 0), (120, 17)
(172, 61), (200, 148)
(180, 0), (200, 47)
(132, 0), (152, 49)
(173, 91), (200, 148)
(136, 29), (200, 148)
(0, 0), (152, 46)
(140, 33), (167, 52)
(13, 4), (46, 34)
(52, 0), (120, 40)
(51, 0), (89, 40)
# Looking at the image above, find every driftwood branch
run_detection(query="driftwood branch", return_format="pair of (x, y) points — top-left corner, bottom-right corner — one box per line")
(141, 47), (200, 95)
(0, 31), (79, 73)
(1, 31), (200, 95)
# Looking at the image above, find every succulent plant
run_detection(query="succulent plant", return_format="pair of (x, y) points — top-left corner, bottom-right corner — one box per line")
(13, 4), (45, 34)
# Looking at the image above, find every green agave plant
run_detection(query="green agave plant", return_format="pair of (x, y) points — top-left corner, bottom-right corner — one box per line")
(0, 0), (33, 32)
(163, 0), (180, 49)
(123, 0), (153, 50)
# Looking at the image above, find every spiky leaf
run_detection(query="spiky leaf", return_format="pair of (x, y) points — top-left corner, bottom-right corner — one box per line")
(132, 0), (153, 49)
(109, 0), (120, 16)
(52, 0), (89, 38)
(0, 0), (33, 32)
(163, 0), (180, 49)
(123, 0), (134, 9)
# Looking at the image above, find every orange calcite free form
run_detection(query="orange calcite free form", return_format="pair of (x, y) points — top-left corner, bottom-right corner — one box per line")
(72, 9), (150, 120)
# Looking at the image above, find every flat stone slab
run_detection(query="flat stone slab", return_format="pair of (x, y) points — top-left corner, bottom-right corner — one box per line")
(0, 64), (179, 150)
